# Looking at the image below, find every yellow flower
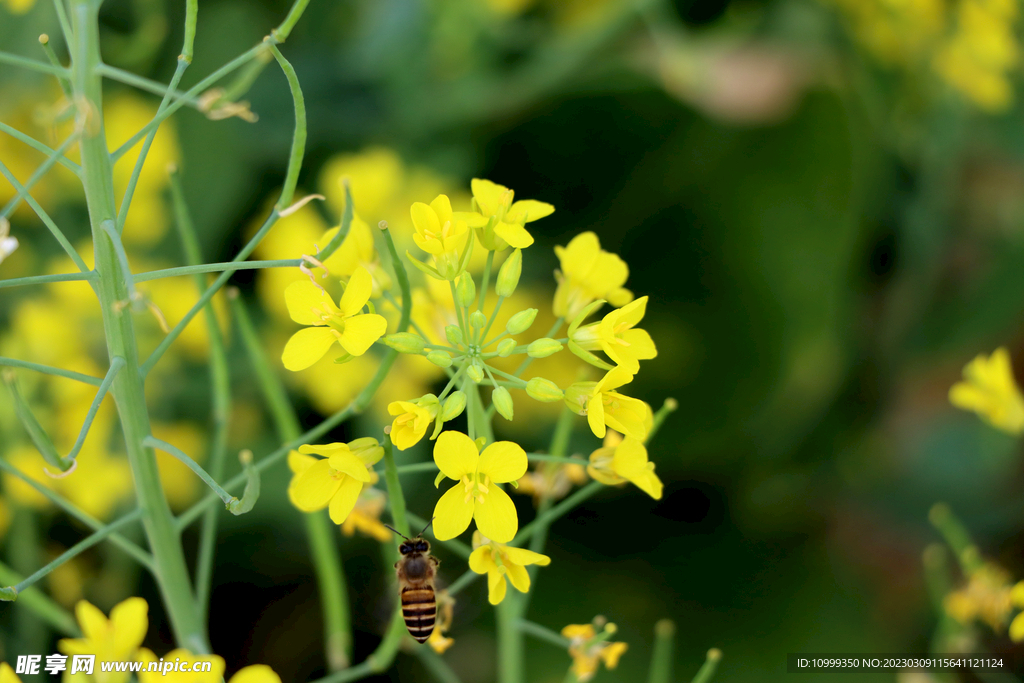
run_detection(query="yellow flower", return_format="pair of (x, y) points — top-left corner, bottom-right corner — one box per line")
(340, 487), (392, 542)
(588, 431), (663, 499)
(469, 531), (551, 604)
(136, 649), (225, 682)
(469, 178), (554, 251)
(944, 563), (1014, 631)
(932, 0), (1019, 111)
(281, 266), (388, 371)
(553, 232), (632, 319)
(410, 195), (474, 280)
(427, 590), (457, 654)
(949, 347), (1024, 434)
(1, 0), (35, 13)
(569, 295), (657, 373)
(59, 597), (148, 683)
(562, 622), (628, 682)
(0, 663), (21, 683)
(319, 215), (393, 297)
(226, 665), (282, 683)
(1009, 581), (1024, 641)
(388, 395), (440, 450)
(432, 431), (527, 542)
(287, 438), (384, 524)
(564, 366), (652, 441)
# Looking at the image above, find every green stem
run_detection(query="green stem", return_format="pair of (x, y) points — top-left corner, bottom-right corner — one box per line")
(134, 259), (302, 282)
(94, 66), (200, 106)
(51, 0), (74, 50)
(417, 647), (464, 683)
(480, 297), (504, 347)
(144, 437), (236, 506)
(268, 45), (306, 210)
(382, 435), (411, 537)
(648, 619), (675, 683)
(0, 458), (155, 569)
(0, 50), (69, 76)
(0, 560), (80, 636)
(513, 481), (604, 547)
(497, 598), (524, 683)
(646, 398), (677, 444)
(65, 356), (125, 462)
(1, 133), (81, 219)
(0, 357), (102, 385)
(477, 251), (493, 314)
(170, 167), (231, 623)
(273, 0), (312, 42)
(691, 649), (722, 683)
(446, 568), (480, 596)
(525, 454), (585, 465)
(928, 503), (984, 575)
(181, 0), (198, 62)
(517, 619), (571, 648)
(0, 121), (81, 174)
(229, 290), (351, 671)
(39, 36), (73, 97)
(0, 272), (95, 290)
(3, 509), (145, 596)
(4, 370), (74, 472)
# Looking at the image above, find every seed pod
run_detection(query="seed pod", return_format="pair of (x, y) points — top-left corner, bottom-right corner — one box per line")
(526, 377), (564, 402)
(445, 325), (464, 346)
(442, 391), (467, 421)
(456, 274), (476, 308)
(467, 361), (485, 383)
(495, 248), (522, 297)
(505, 308), (537, 336)
(497, 338), (517, 357)
(383, 332), (426, 354)
(491, 386), (514, 421)
(426, 350), (453, 368)
(527, 338), (563, 358)
(470, 310), (487, 329)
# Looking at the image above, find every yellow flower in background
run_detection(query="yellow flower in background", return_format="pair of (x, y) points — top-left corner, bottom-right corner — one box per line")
(226, 665), (283, 683)
(516, 462), (588, 505)
(253, 200), (332, 320)
(469, 531), (551, 604)
(944, 562), (1014, 631)
(562, 622), (628, 682)
(1, 0), (35, 14)
(136, 649), (225, 682)
(388, 395), (440, 450)
(319, 214), (393, 296)
(553, 232), (632, 319)
(59, 597), (148, 683)
(0, 663), (22, 683)
(138, 277), (228, 362)
(432, 431), (527, 542)
(933, 0), (1019, 111)
(1009, 582), (1024, 641)
(151, 422), (206, 510)
(281, 266), (387, 371)
(320, 147), (406, 222)
(427, 590), (457, 654)
(570, 295), (657, 373)
(564, 366), (651, 441)
(469, 178), (554, 251)
(0, 496), (10, 540)
(410, 194), (474, 280)
(287, 438), (384, 523)
(2, 446), (54, 509)
(949, 347), (1024, 434)
(47, 551), (86, 607)
(588, 431), (663, 499)
(340, 486), (392, 541)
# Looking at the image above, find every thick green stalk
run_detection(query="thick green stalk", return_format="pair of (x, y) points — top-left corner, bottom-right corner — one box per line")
(648, 620), (675, 683)
(0, 561), (80, 636)
(497, 598), (525, 683)
(229, 294), (352, 671)
(70, 0), (207, 652)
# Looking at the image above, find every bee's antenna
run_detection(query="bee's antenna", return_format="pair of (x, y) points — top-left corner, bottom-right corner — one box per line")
(383, 524), (410, 541)
(417, 517), (435, 537)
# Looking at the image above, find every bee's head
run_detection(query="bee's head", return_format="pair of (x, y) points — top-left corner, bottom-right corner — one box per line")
(399, 537), (430, 555)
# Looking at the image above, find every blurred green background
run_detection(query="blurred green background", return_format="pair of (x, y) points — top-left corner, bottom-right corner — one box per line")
(4, 0), (1024, 681)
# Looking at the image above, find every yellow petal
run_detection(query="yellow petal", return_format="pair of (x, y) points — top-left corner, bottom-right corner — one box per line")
(282, 327), (337, 371)
(337, 313), (387, 356)
(339, 266), (373, 318)
(453, 210), (489, 227)
(601, 642), (628, 669)
(327, 451), (373, 482)
(288, 459), (342, 511)
(631, 469), (664, 500)
(411, 201), (441, 237)
(474, 485), (518, 543)
(433, 431), (479, 481)
(0, 663), (21, 683)
(109, 596), (149, 655)
(75, 600), (108, 640)
(587, 394), (606, 438)
(1011, 613), (1024, 642)
(612, 438), (648, 478)
(433, 483), (475, 540)
(559, 232), (600, 279)
(504, 560), (531, 594)
(430, 194), (453, 224)
(328, 476), (363, 524)
(487, 569), (508, 605)
(285, 280), (336, 325)
(228, 665), (283, 683)
(620, 328), (657, 360)
(471, 178), (507, 216)
(288, 450), (317, 474)
(478, 441), (528, 483)
(468, 546), (498, 575)
(493, 221), (534, 249)
(507, 199), (554, 223)
(562, 624), (596, 639)
(597, 366), (634, 392)
(504, 546), (552, 567)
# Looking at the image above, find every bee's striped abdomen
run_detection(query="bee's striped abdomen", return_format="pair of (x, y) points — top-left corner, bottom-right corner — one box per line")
(401, 586), (436, 643)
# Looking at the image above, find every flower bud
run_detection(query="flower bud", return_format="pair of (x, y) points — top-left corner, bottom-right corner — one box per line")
(470, 310), (487, 329)
(506, 308), (537, 336)
(445, 325), (464, 346)
(491, 386), (514, 421)
(467, 360), (484, 383)
(497, 338), (517, 357)
(456, 274), (476, 308)
(563, 381), (596, 415)
(527, 338), (563, 358)
(383, 332), (426, 354)
(495, 248), (522, 297)
(348, 437), (384, 462)
(526, 377), (564, 402)
(426, 350), (453, 368)
(442, 391), (467, 421)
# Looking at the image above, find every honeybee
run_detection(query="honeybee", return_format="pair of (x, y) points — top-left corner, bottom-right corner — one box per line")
(387, 523), (440, 643)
